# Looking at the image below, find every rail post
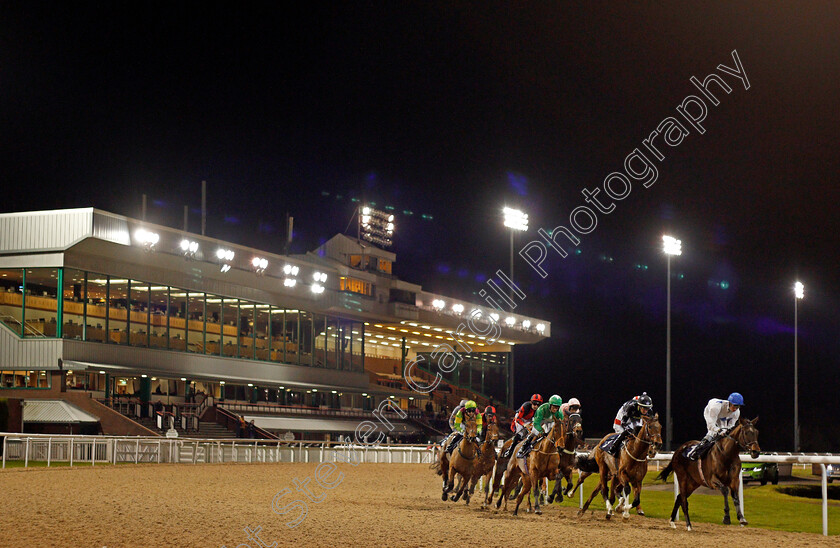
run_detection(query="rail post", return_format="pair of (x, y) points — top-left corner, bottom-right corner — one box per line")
(821, 464), (828, 536)
(47, 437), (51, 467)
(24, 437), (29, 468)
(157, 440), (161, 464)
(135, 438), (140, 464)
(91, 439), (95, 467)
(69, 437), (74, 467)
(2, 436), (6, 469)
(738, 469), (745, 519)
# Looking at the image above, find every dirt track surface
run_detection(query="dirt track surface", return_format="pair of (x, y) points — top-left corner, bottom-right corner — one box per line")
(0, 462), (836, 547)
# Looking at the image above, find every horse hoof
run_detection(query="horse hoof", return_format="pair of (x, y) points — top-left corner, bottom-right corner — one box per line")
(637, 510), (645, 516)
(535, 509), (542, 515)
(442, 493), (448, 501)
(740, 522), (747, 527)
(686, 526), (692, 532)
(723, 516), (731, 525)
(669, 521), (676, 529)
(547, 496), (554, 504)
(622, 512), (630, 519)
(605, 514), (611, 521)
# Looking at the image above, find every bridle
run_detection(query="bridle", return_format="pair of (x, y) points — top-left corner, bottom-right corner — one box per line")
(623, 416), (661, 462)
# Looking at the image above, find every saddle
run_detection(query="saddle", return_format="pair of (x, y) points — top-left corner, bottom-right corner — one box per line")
(599, 433), (620, 453)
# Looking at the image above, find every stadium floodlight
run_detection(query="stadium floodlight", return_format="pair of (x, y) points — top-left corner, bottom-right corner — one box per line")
(252, 257), (268, 274)
(489, 312), (499, 322)
(452, 303), (464, 314)
(794, 281), (804, 300)
(505, 316), (516, 326)
(136, 229), (160, 250)
(284, 278), (297, 288)
(522, 319), (531, 329)
(359, 205), (395, 247)
(180, 239), (199, 258)
(313, 271), (328, 283)
(502, 207), (529, 231)
(663, 235), (682, 256)
(283, 264), (299, 276)
(536, 323), (545, 333)
(432, 299), (445, 310)
(311, 283), (325, 294)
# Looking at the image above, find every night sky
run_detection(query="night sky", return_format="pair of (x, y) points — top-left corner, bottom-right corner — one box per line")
(3, 3), (839, 450)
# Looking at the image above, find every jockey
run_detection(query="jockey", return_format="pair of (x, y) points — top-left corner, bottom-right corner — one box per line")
(560, 397), (581, 418)
(686, 392), (743, 460)
(447, 399), (468, 431)
(499, 394), (543, 458)
(608, 392), (653, 457)
(481, 405), (497, 442)
(444, 400), (483, 455)
(516, 394), (564, 458)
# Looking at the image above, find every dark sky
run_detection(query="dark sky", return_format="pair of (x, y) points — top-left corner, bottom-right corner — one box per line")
(3, 2), (839, 450)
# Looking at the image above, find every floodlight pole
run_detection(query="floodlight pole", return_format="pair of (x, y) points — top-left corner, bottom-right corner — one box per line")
(666, 253), (672, 452)
(510, 230), (514, 301)
(794, 293), (799, 452)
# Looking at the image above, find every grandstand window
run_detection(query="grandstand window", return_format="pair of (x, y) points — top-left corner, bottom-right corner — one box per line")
(61, 268), (85, 341)
(149, 285), (168, 349)
(107, 277), (127, 345)
(22, 268), (58, 337)
(0, 370), (50, 389)
(339, 276), (372, 296)
(0, 268), (24, 334)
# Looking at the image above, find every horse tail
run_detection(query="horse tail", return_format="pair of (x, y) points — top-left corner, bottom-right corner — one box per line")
(656, 462), (673, 482)
(575, 454), (599, 474)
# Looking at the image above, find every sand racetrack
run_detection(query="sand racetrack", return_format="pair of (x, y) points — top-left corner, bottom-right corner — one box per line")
(0, 462), (836, 547)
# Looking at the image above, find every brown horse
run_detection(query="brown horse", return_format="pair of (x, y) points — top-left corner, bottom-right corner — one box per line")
(547, 413), (585, 503)
(576, 413), (662, 520)
(441, 416), (481, 503)
(496, 418), (565, 515)
(462, 421), (498, 507)
(657, 417), (760, 531)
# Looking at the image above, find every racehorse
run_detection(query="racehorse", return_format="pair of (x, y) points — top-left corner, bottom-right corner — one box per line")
(547, 413), (585, 504)
(576, 413), (662, 520)
(495, 417), (565, 515)
(657, 417), (760, 531)
(441, 416), (481, 503)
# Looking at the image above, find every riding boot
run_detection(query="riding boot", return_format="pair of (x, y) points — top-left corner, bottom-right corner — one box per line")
(610, 431), (627, 457)
(516, 433), (536, 458)
(446, 433), (463, 455)
(687, 434), (715, 461)
(500, 432), (520, 459)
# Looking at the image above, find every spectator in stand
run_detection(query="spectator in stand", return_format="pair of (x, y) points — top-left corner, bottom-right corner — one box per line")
(425, 400), (434, 417)
(248, 419), (256, 439)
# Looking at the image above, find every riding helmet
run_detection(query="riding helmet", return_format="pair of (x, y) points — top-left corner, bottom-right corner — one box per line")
(636, 392), (653, 408)
(727, 392), (745, 406)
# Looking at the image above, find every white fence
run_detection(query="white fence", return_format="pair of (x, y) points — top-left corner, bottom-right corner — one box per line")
(0, 432), (436, 468)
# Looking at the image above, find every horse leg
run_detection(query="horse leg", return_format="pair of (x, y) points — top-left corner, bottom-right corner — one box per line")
(548, 472), (563, 504)
(669, 493), (682, 529)
(532, 472), (543, 515)
(621, 482), (632, 519)
(631, 480), (644, 516)
(441, 463), (451, 501)
(721, 485), (731, 524)
(496, 467), (518, 510)
(569, 470), (590, 497)
(513, 473), (532, 516)
(731, 484), (747, 526)
(679, 482), (692, 531)
(450, 474), (463, 502)
(605, 474), (617, 519)
(578, 477), (602, 516)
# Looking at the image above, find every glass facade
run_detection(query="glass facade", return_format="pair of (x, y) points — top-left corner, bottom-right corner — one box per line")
(0, 267), (367, 373)
(415, 351), (510, 404)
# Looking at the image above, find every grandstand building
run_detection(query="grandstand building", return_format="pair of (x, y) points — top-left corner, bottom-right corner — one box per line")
(0, 208), (550, 440)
